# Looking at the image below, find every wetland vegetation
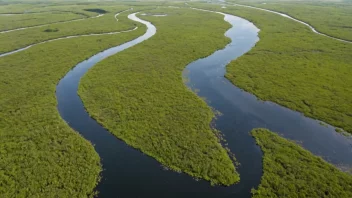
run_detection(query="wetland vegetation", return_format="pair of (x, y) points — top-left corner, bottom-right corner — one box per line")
(251, 128), (352, 197)
(0, 11), (83, 31)
(0, 6), (137, 54)
(1, 0), (352, 197)
(0, 2), (146, 196)
(231, 0), (352, 41)
(0, 4), (37, 13)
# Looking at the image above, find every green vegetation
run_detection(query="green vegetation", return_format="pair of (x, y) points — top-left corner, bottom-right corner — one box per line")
(0, 11), (84, 31)
(192, 2), (352, 134)
(79, 8), (240, 185)
(0, 4), (35, 13)
(251, 128), (352, 197)
(0, 7), (145, 197)
(28, 5), (110, 17)
(231, 0), (352, 41)
(1, 0), (351, 195)
(0, 6), (136, 54)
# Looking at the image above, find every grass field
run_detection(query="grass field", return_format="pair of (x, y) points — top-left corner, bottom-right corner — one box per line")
(191, 2), (352, 135)
(78, 7), (240, 185)
(0, 7), (145, 196)
(231, 0), (352, 41)
(251, 128), (352, 197)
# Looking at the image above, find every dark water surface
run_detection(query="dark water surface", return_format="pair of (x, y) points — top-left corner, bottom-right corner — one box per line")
(56, 10), (352, 198)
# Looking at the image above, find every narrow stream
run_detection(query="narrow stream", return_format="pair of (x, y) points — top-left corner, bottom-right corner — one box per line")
(56, 9), (352, 198)
(0, 9), (133, 58)
(228, 3), (352, 44)
(0, 27), (137, 58)
(0, 13), (104, 34)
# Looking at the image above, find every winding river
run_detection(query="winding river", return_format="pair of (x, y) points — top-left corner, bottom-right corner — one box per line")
(56, 8), (352, 198)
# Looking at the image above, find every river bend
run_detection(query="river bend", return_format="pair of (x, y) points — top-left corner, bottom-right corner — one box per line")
(56, 9), (352, 198)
